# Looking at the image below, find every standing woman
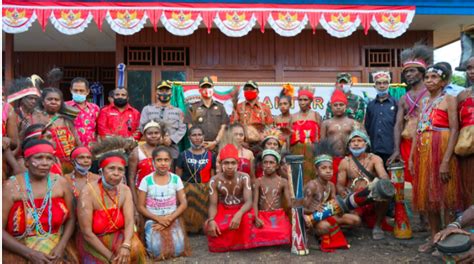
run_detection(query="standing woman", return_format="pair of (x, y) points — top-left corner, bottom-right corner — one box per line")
(456, 56), (474, 206)
(274, 84), (294, 129)
(77, 151), (146, 263)
(2, 139), (77, 263)
(409, 62), (463, 253)
(290, 86), (322, 184)
(65, 147), (99, 200)
(176, 126), (215, 233)
(216, 123), (255, 181)
(128, 120), (164, 204)
(31, 87), (80, 174)
(137, 146), (190, 260)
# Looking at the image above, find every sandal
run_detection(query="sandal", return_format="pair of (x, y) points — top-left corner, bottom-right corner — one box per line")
(372, 226), (385, 240)
(418, 240), (435, 253)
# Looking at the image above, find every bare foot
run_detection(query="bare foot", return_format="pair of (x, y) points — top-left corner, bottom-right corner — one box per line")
(418, 240), (435, 253)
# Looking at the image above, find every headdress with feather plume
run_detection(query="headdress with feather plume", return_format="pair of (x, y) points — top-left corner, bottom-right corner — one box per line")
(400, 43), (433, 72)
(7, 76), (41, 104)
(313, 139), (337, 166)
(280, 83), (295, 98)
(298, 85), (315, 99)
(90, 136), (138, 161)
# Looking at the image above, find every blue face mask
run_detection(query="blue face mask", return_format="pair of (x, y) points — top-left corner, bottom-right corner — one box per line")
(72, 93), (87, 103)
(376, 90), (389, 97)
(74, 162), (90, 176)
(349, 146), (367, 157)
(100, 172), (115, 189)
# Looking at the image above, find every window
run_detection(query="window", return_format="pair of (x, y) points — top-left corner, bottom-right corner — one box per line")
(125, 46), (155, 66)
(365, 48), (402, 67)
(158, 47), (190, 66)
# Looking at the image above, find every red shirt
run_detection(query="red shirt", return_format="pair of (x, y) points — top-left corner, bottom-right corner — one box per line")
(97, 104), (141, 140)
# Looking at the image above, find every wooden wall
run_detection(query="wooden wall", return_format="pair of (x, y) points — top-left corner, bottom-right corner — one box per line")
(118, 28), (433, 83)
(13, 52), (115, 78)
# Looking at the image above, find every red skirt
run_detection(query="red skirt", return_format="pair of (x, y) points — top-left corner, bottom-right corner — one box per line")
(400, 138), (413, 183)
(207, 203), (255, 252)
(252, 209), (291, 248)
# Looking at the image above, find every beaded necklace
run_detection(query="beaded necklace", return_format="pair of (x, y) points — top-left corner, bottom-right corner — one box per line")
(71, 171), (90, 198)
(22, 172), (57, 237)
(184, 149), (207, 183)
(417, 92), (444, 134)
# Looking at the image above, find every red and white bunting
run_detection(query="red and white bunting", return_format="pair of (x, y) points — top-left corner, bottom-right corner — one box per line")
(49, 9), (93, 35)
(319, 12), (361, 38)
(106, 10), (148, 35)
(267, 12), (308, 37)
(2, 3), (416, 38)
(214, 11), (257, 37)
(2, 8), (37, 33)
(371, 12), (414, 39)
(160, 10), (202, 36)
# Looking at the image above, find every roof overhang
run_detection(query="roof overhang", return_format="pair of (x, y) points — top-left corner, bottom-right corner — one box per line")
(2, 2), (473, 50)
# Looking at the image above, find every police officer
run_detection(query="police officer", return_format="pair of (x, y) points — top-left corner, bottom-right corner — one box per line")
(140, 80), (186, 158)
(184, 76), (229, 151)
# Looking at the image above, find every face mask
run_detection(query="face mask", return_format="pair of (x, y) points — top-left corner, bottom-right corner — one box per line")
(72, 93), (87, 103)
(158, 92), (171, 103)
(377, 90), (389, 97)
(349, 146), (367, 157)
(191, 142), (202, 149)
(100, 172), (115, 190)
(200, 88), (214, 99)
(342, 84), (351, 93)
(244, 90), (258, 101)
(114, 98), (128, 107)
(74, 162), (91, 176)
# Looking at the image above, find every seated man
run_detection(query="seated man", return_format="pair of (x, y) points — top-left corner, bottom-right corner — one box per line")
(253, 149), (291, 247)
(304, 145), (360, 252)
(206, 144), (254, 252)
(336, 130), (392, 240)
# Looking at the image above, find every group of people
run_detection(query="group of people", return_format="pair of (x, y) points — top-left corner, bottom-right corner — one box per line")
(1, 43), (473, 263)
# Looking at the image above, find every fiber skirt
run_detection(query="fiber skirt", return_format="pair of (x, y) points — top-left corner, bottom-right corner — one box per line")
(413, 130), (463, 213)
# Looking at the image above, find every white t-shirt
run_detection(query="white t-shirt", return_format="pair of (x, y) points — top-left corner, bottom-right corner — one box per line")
(138, 172), (184, 216)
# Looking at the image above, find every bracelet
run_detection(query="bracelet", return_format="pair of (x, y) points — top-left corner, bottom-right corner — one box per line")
(121, 243), (131, 250)
(108, 253), (115, 263)
(447, 222), (462, 229)
(205, 218), (215, 225)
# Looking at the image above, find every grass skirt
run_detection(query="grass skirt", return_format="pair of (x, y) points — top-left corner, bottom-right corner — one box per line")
(290, 143), (315, 185)
(77, 230), (146, 263)
(413, 130), (463, 213)
(144, 218), (191, 260)
(183, 183), (209, 233)
(2, 233), (79, 263)
(459, 153), (474, 206)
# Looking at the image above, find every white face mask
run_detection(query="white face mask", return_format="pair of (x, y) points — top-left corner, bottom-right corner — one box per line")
(342, 84), (351, 93)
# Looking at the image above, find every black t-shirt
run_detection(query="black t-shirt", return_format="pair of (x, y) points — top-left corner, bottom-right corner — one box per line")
(176, 149), (216, 183)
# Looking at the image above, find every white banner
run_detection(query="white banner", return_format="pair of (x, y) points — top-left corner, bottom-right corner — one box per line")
(183, 85), (378, 116)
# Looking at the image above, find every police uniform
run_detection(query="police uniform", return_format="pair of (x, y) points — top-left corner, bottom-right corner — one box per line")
(139, 81), (186, 158)
(184, 76), (229, 141)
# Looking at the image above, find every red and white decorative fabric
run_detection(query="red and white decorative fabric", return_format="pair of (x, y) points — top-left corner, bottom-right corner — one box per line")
(2, 2), (415, 39)
(319, 12), (361, 38)
(214, 11), (257, 37)
(160, 10), (202, 36)
(2, 8), (37, 33)
(49, 9), (93, 35)
(267, 12), (308, 37)
(370, 12), (415, 39)
(106, 10), (148, 35)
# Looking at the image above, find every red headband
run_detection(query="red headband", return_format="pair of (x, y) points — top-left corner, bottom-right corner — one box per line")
(219, 144), (239, 161)
(298, 90), (314, 99)
(24, 144), (55, 159)
(99, 156), (126, 169)
(24, 130), (43, 141)
(331, 89), (348, 105)
(71, 147), (92, 160)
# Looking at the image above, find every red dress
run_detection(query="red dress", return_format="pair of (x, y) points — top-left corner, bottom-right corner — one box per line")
(135, 146), (154, 188)
(238, 158), (251, 175)
(7, 197), (69, 237)
(290, 119), (320, 145)
(460, 97), (474, 128)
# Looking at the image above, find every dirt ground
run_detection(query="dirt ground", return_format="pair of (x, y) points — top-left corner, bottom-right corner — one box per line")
(156, 185), (443, 263)
(158, 224), (441, 263)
